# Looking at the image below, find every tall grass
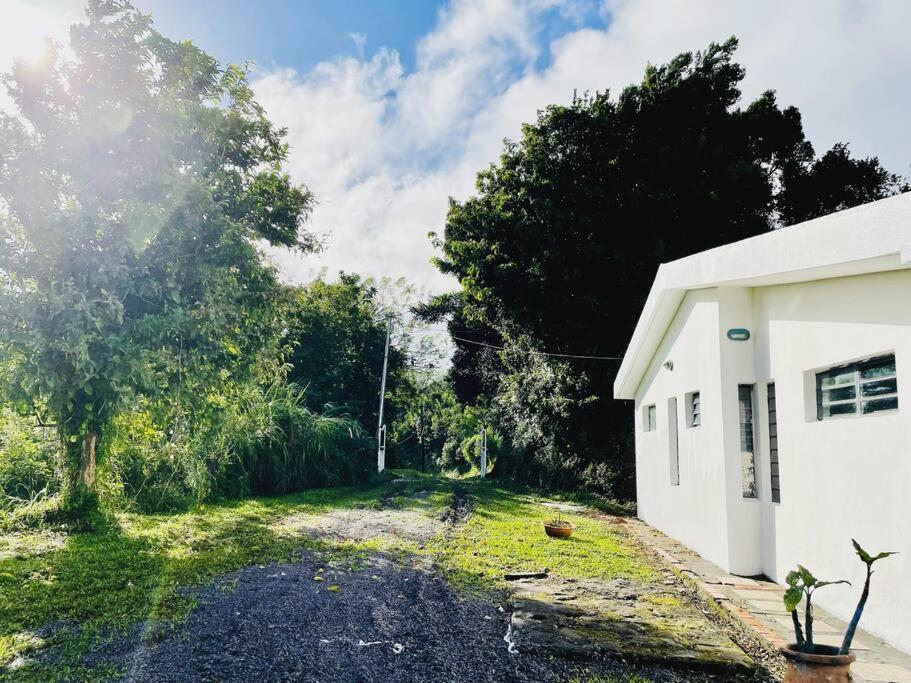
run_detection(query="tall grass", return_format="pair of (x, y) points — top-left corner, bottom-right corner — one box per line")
(213, 381), (370, 498)
(0, 409), (58, 511)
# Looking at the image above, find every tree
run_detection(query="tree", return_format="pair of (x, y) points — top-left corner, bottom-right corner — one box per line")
(278, 274), (407, 430)
(0, 1), (316, 508)
(433, 38), (907, 498)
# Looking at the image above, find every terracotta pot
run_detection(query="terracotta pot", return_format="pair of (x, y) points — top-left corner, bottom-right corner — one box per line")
(781, 644), (855, 682)
(543, 522), (574, 538)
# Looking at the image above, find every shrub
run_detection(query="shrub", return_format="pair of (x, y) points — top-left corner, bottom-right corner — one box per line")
(210, 381), (370, 498)
(0, 409), (59, 509)
(104, 407), (208, 513)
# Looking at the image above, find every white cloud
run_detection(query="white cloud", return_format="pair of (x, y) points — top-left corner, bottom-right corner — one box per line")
(3, 1), (908, 293)
(348, 32), (367, 59)
(257, 0), (911, 294)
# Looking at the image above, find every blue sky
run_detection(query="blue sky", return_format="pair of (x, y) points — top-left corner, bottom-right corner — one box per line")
(3, 1), (910, 293)
(138, 0), (606, 75)
(138, 1), (444, 73)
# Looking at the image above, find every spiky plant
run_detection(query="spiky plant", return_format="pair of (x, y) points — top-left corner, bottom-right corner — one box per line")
(839, 540), (898, 655)
(783, 565), (849, 652)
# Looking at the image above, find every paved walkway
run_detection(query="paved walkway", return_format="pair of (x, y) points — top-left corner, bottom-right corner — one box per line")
(629, 520), (911, 683)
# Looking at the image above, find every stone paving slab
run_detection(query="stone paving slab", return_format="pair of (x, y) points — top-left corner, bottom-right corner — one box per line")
(507, 575), (754, 674)
(772, 615), (839, 634)
(628, 519), (911, 683)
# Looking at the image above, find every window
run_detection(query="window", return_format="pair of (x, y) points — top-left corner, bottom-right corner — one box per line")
(643, 404), (657, 432)
(668, 397), (679, 486)
(687, 391), (701, 427)
(767, 383), (780, 503)
(816, 354), (898, 420)
(739, 384), (758, 498)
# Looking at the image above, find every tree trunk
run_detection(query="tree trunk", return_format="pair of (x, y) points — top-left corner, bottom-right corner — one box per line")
(78, 430), (98, 490)
(62, 429), (99, 511)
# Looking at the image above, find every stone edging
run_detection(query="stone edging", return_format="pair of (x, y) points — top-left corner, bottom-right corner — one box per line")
(623, 519), (787, 681)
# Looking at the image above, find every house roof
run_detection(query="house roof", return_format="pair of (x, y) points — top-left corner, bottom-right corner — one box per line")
(613, 193), (911, 400)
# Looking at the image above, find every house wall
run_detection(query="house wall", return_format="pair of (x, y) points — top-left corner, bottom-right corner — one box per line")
(752, 268), (911, 654)
(716, 287), (764, 575)
(634, 289), (731, 570)
(632, 267), (911, 654)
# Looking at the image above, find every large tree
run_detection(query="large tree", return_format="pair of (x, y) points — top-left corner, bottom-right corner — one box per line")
(434, 38), (907, 497)
(0, 1), (316, 508)
(279, 274), (407, 430)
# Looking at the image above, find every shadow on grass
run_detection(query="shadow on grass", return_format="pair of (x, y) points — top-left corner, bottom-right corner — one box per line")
(1, 473), (638, 681)
(0, 494), (358, 681)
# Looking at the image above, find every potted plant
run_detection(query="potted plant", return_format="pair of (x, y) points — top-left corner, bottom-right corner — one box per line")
(780, 540), (896, 682)
(543, 510), (574, 538)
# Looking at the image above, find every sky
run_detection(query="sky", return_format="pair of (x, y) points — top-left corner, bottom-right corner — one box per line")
(3, 0), (911, 294)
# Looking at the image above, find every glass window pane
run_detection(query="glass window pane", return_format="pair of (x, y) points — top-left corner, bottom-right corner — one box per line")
(822, 385), (856, 402)
(739, 385), (757, 498)
(860, 377), (897, 398)
(822, 402), (857, 418)
(862, 397), (898, 414)
(646, 405), (657, 431)
(820, 370), (855, 389)
(861, 358), (895, 380)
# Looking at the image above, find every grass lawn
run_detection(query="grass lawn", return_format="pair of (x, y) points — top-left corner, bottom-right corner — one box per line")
(0, 472), (649, 681)
(429, 483), (653, 592)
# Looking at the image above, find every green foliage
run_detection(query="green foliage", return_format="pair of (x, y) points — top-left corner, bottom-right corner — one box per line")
(786, 542), (899, 654)
(104, 405), (208, 512)
(432, 37), (906, 500)
(0, 410), (58, 509)
(207, 381), (369, 498)
(784, 564), (849, 651)
(0, 1), (316, 506)
(279, 274), (406, 428)
(840, 540), (898, 654)
(101, 382), (369, 513)
(428, 481), (654, 594)
(851, 538), (898, 567)
(0, 471), (696, 680)
(783, 565), (849, 611)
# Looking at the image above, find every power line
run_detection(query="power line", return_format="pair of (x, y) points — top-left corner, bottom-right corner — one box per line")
(447, 334), (624, 361)
(411, 326), (623, 360)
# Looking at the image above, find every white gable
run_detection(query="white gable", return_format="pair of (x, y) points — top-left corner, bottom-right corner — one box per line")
(613, 193), (911, 400)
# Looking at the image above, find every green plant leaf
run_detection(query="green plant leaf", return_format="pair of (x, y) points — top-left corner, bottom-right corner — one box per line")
(797, 564), (816, 588)
(852, 539), (899, 566)
(784, 586), (803, 611)
(852, 539), (873, 564)
(814, 579), (850, 589)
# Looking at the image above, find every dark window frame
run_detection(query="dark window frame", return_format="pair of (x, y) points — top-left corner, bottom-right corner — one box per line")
(816, 354), (898, 420)
(767, 382), (780, 503)
(687, 391), (701, 428)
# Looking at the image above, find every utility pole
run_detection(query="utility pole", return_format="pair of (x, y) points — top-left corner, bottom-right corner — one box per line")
(480, 426), (487, 479)
(377, 316), (392, 472)
(418, 399), (426, 473)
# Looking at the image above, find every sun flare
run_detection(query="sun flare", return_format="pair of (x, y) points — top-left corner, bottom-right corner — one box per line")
(0, 2), (73, 71)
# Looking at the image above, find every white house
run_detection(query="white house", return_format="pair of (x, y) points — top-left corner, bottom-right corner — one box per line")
(613, 193), (911, 654)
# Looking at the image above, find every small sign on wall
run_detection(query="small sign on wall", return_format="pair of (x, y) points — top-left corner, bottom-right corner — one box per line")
(727, 328), (751, 341)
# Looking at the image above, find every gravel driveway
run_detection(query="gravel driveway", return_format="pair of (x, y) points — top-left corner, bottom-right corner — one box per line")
(82, 551), (711, 682)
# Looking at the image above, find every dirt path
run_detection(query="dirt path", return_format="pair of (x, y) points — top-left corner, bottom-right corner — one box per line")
(93, 552), (680, 682)
(47, 486), (768, 682)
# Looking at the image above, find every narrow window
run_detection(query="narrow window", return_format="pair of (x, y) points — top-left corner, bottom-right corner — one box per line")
(739, 384), (758, 498)
(816, 354), (898, 420)
(643, 404), (657, 432)
(687, 391), (701, 427)
(767, 382), (780, 503)
(668, 397), (679, 486)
